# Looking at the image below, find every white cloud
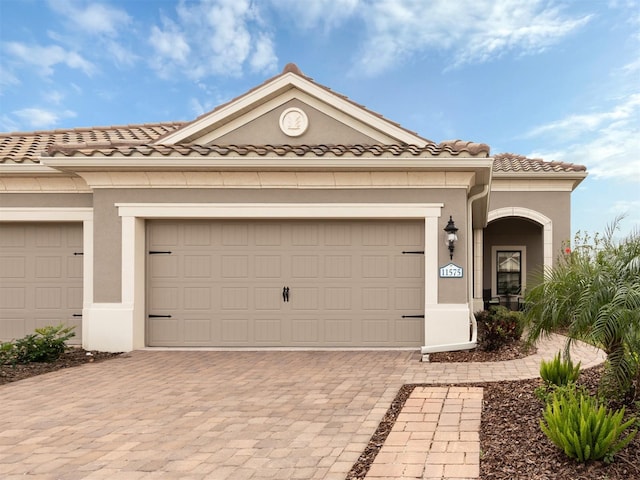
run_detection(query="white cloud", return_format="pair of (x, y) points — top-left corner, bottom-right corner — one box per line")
(0, 65), (20, 93)
(47, 0), (132, 36)
(12, 108), (76, 129)
(527, 94), (640, 180)
(4, 42), (96, 77)
(148, 0), (278, 80)
(352, 0), (591, 75)
(272, 0), (360, 30)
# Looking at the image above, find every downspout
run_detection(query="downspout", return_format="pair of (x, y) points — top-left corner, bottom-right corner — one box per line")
(466, 183), (490, 345)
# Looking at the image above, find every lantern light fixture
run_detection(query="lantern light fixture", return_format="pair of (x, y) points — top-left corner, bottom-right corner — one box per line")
(443, 216), (458, 260)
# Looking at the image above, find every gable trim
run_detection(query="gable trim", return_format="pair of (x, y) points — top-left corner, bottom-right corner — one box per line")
(158, 72), (429, 146)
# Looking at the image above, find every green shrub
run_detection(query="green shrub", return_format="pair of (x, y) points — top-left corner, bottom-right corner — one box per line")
(540, 386), (637, 463)
(540, 351), (581, 387)
(477, 306), (524, 351)
(0, 325), (75, 365)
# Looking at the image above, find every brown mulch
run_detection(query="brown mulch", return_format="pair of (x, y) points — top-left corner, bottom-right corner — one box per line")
(428, 339), (535, 362)
(347, 345), (640, 480)
(0, 348), (121, 385)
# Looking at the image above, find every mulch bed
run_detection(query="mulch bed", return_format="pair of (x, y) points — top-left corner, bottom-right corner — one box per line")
(0, 348), (121, 385)
(347, 345), (639, 480)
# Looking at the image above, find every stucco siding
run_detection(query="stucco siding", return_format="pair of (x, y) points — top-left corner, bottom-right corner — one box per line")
(0, 193), (92, 208)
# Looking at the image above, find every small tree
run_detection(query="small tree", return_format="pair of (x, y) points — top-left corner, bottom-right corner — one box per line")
(525, 218), (640, 399)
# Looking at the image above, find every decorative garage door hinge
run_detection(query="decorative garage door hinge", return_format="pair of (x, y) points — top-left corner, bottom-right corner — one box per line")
(401, 250), (424, 254)
(73, 252), (83, 255)
(149, 251), (172, 255)
(401, 314), (425, 318)
(148, 314), (172, 318)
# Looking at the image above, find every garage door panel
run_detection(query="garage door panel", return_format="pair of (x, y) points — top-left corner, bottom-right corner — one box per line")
(324, 287), (351, 310)
(395, 255), (423, 278)
(255, 255), (281, 278)
(35, 256), (62, 278)
(35, 225), (62, 247)
(184, 319), (211, 343)
(184, 255), (212, 278)
(325, 318), (352, 342)
(291, 318), (318, 342)
(290, 287), (318, 310)
(183, 223), (211, 246)
(291, 255), (318, 278)
(149, 256), (178, 278)
(292, 224), (318, 246)
(221, 318), (249, 342)
(255, 224), (281, 245)
(362, 256), (389, 278)
(362, 224), (389, 246)
(0, 256), (26, 277)
(362, 319), (389, 343)
(221, 256), (249, 278)
(254, 287), (281, 310)
(325, 256), (351, 278)
(221, 287), (249, 310)
(184, 287), (212, 310)
(67, 256), (83, 278)
(0, 288), (26, 309)
(362, 288), (389, 310)
(0, 225), (26, 246)
(396, 318), (423, 342)
(149, 318), (180, 344)
(395, 287), (424, 310)
(324, 224), (351, 246)
(147, 220), (423, 347)
(222, 224), (248, 246)
(255, 318), (282, 343)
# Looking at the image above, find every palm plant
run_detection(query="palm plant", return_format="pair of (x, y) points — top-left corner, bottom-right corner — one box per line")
(524, 218), (640, 399)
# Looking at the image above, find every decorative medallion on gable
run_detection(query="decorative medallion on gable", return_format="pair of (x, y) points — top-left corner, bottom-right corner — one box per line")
(279, 107), (309, 137)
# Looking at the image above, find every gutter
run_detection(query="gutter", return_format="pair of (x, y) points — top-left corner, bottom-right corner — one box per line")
(466, 183), (491, 346)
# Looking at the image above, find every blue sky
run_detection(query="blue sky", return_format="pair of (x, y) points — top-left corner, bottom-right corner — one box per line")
(1, 0), (639, 238)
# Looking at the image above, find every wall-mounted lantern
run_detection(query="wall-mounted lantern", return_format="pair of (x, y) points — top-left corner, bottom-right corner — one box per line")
(443, 216), (458, 260)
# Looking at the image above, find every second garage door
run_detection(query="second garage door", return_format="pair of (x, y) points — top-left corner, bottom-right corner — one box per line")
(147, 220), (424, 347)
(0, 222), (83, 344)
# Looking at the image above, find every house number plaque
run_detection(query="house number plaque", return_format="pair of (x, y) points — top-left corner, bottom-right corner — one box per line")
(439, 263), (463, 278)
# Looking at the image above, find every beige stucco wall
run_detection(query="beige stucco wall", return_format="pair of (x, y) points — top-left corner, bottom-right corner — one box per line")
(212, 99), (379, 145)
(488, 190), (571, 262)
(91, 187), (469, 304)
(0, 193), (93, 207)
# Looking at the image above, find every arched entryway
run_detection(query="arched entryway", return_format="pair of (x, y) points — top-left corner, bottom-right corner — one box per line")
(478, 208), (551, 310)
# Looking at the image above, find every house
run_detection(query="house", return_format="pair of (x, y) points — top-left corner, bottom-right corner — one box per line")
(0, 64), (587, 357)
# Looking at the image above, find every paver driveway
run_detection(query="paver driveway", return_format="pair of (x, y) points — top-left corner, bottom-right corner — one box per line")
(1, 350), (428, 480)
(0, 338), (604, 480)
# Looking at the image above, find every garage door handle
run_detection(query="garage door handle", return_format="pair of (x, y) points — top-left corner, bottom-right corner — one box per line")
(149, 314), (172, 318)
(282, 286), (290, 302)
(402, 315), (425, 318)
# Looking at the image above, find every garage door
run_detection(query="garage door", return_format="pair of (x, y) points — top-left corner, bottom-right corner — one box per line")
(0, 223), (83, 344)
(147, 220), (424, 347)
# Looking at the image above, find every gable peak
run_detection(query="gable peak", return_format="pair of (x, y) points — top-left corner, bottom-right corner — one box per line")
(282, 63), (303, 76)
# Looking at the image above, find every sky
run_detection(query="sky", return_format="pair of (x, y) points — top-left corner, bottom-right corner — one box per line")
(1, 0), (639, 239)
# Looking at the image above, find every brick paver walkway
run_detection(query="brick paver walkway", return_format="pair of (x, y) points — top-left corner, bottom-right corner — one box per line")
(0, 334), (604, 480)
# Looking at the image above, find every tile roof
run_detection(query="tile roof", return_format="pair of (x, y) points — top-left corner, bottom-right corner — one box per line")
(44, 142), (490, 158)
(0, 123), (185, 164)
(493, 153), (586, 173)
(0, 123), (586, 174)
